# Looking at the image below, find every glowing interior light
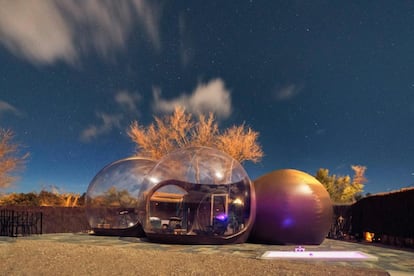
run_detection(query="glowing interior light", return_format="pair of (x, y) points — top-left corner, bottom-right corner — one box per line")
(149, 177), (159, 184)
(215, 213), (227, 221)
(233, 198), (243, 205)
(215, 171), (224, 179)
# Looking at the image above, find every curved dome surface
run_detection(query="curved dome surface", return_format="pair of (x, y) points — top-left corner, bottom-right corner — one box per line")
(85, 157), (156, 234)
(139, 146), (255, 244)
(249, 169), (333, 245)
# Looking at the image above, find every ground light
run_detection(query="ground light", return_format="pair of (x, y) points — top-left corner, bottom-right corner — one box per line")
(260, 246), (378, 261)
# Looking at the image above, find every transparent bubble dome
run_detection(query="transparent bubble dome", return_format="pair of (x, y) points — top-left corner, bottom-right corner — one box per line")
(138, 147), (255, 242)
(85, 157), (156, 230)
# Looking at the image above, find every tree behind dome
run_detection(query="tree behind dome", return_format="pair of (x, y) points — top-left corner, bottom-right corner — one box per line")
(315, 165), (366, 204)
(127, 106), (263, 164)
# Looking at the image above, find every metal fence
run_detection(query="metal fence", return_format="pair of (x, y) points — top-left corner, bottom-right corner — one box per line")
(0, 209), (42, 237)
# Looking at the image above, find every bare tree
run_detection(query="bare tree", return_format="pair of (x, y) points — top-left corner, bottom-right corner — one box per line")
(128, 106), (193, 160)
(216, 124), (263, 164)
(190, 112), (219, 148)
(127, 106), (263, 164)
(351, 165), (367, 185)
(0, 129), (29, 189)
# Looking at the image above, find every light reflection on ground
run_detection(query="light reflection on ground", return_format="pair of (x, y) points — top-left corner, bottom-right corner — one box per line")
(261, 250), (378, 261)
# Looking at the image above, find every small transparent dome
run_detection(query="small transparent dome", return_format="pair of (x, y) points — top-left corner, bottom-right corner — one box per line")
(138, 146), (255, 244)
(85, 157), (156, 232)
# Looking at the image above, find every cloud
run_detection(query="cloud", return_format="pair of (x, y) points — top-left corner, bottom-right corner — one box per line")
(80, 89), (141, 142)
(274, 84), (303, 101)
(80, 112), (122, 142)
(178, 14), (194, 67)
(0, 1), (76, 64)
(0, 0), (161, 65)
(0, 100), (22, 118)
(152, 78), (232, 119)
(131, 0), (162, 51)
(114, 90), (142, 114)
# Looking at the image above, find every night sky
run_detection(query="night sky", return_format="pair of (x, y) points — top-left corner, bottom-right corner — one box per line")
(1, 1), (414, 195)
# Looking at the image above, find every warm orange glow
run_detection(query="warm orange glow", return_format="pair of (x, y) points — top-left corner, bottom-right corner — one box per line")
(233, 198), (243, 205)
(150, 191), (184, 203)
(364, 232), (375, 242)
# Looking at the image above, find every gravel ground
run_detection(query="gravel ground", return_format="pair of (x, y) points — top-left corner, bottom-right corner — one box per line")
(0, 240), (389, 276)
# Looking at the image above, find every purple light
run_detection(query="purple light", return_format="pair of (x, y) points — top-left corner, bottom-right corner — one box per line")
(282, 217), (294, 228)
(215, 213), (227, 221)
(261, 251), (378, 261)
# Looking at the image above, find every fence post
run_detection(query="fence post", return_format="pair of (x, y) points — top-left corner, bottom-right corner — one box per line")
(40, 212), (43, 234)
